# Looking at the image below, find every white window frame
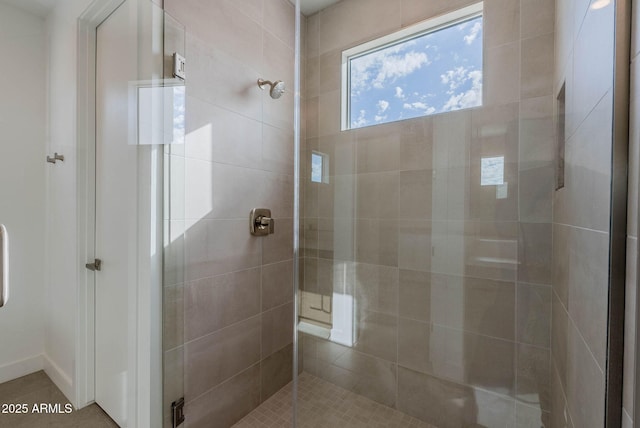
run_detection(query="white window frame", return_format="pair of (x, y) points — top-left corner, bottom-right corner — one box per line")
(341, 2), (484, 131)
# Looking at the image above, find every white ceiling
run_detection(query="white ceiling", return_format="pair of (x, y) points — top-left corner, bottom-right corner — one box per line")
(3, 0), (341, 21)
(0, 0), (57, 17)
(290, 0), (342, 16)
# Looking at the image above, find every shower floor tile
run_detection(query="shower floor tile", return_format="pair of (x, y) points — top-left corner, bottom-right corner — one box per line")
(0, 371), (118, 428)
(233, 372), (436, 428)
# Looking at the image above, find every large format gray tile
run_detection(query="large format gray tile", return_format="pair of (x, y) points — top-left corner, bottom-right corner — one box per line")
(355, 219), (398, 267)
(462, 276), (516, 341)
(354, 263), (398, 316)
(263, 0), (295, 49)
(551, 291), (569, 392)
(262, 302), (294, 358)
(552, 223), (570, 309)
(354, 310), (398, 362)
(623, 237), (637, 417)
(521, 33), (555, 99)
(317, 132), (356, 176)
(564, 91), (613, 233)
(164, 283), (184, 351)
(262, 218), (294, 265)
(517, 283), (551, 348)
(260, 343), (293, 402)
(484, 0), (520, 48)
(185, 218), (262, 281)
(568, 227), (609, 370)
(519, 164), (554, 223)
(517, 222), (552, 285)
(261, 260), (294, 311)
(399, 269), (432, 322)
(516, 401), (551, 428)
(520, 0), (555, 39)
(356, 172), (399, 219)
(519, 95), (555, 170)
(317, 0), (401, 55)
(570, 0), (614, 132)
(399, 117), (433, 171)
(356, 122), (402, 173)
(330, 349), (398, 407)
(185, 364), (261, 428)
(397, 367), (515, 428)
(184, 37), (262, 121)
(398, 320), (516, 395)
(400, 0), (478, 27)
(485, 42), (520, 106)
(398, 220), (432, 272)
(185, 316), (261, 399)
(516, 344), (550, 412)
(464, 221), (519, 282)
(566, 319), (606, 428)
(183, 97), (262, 168)
(399, 170), (433, 220)
(184, 268), (261, 341)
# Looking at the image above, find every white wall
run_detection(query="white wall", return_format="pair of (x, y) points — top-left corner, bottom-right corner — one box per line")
(0, 2), (47, 383)
(44, 0), (93, 404)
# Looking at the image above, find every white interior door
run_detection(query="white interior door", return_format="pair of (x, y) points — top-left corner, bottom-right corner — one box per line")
(95, 2), (136, 426)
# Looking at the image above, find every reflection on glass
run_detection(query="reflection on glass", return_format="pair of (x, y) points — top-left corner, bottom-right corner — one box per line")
(136, 85), (185, 145)
(311, 151), (329, 183)
(480, 156), (504, 186)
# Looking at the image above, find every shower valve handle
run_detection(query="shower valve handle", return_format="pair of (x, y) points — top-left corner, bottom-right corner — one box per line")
(250, 208), (275, 236)
(257, 216), (274, 234)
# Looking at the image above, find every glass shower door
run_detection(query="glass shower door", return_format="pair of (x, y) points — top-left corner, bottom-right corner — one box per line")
(294, 0), (559, 426)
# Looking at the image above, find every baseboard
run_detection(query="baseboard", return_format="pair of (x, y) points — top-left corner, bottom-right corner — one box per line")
(43, 354), (74, 404)
(0, 354), (44, 384)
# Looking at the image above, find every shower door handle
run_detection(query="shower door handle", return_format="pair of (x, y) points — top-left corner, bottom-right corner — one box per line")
(0, 224), (8, 307)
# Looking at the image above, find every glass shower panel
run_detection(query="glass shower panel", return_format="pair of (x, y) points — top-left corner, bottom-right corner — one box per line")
(295, 0), (555, 426)
(161, 10), (187, 428)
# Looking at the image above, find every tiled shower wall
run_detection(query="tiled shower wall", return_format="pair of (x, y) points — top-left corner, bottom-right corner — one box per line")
(162, 1), (296, 427)
(300, 0), (555, 427)
(623, 1), (640, 426)
(551, 0), (616, 427)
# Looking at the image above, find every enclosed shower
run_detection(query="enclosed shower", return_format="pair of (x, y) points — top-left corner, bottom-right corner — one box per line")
(164, 0), (631, 426)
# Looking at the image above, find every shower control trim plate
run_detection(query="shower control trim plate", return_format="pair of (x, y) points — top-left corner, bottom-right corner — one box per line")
(250, 208), (275, 236)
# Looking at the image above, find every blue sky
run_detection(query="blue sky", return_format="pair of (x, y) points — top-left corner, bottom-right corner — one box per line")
(349, 16), (483, 129)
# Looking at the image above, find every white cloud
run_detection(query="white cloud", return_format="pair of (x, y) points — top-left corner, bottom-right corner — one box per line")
(403, 101), (436, 115)
(377, 99), (390, 113)
(372, 51), (429, 88)
(441, 66), (469, 93)
(395, 87), (405, 99)
(352, 109), (368, 128)
(374, 115), (388, 122)
(464, 22), (482, 45)
(351, 46), (430, 91)
(442, 69), (483, 111)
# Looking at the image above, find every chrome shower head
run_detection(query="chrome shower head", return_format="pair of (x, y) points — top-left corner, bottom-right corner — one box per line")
(258, 78), (285, 99)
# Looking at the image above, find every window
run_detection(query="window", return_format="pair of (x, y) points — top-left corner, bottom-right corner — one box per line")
(342, 3), (484, 130)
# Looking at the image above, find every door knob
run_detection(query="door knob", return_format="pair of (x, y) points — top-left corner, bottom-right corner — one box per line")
(250, 208), (275, 236)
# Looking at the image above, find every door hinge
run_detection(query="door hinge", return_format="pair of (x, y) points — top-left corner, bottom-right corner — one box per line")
(85, 259), (102, 271)
(172, 397), (185, 427)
